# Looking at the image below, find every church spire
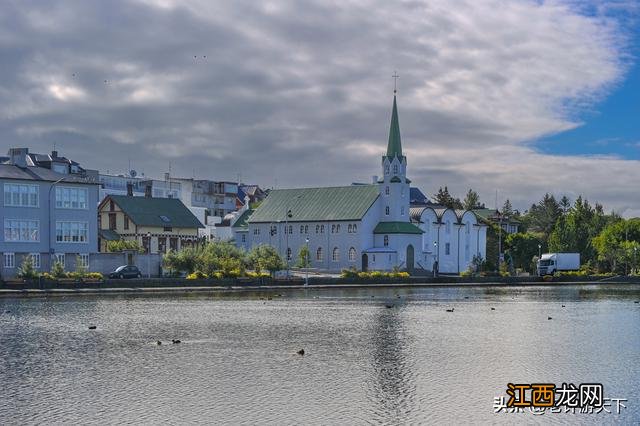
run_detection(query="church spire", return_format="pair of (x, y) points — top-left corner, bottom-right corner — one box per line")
(386, 95), (403, 159)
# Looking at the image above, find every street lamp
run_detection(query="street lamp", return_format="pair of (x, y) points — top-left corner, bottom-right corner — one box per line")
(146, 231), (151, 278)
(538, 244), (542, 259)
(285, 208), (292, 279)
(433, 240), (438, 277)
(305, 237), (310, 286)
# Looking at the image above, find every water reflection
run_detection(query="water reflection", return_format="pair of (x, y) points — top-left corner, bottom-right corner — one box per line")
(368, 302), (416, 424)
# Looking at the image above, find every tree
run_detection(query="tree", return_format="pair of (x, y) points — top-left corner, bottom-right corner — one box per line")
(505, 232), (543, 273)
(502, 199), (514, 217)
(434, 186), (463, 209)
(463, 189), (484, 210)
(523, 193), (562, 240)
(296, 245), (310, 268)
(17, 256), (38, 279)
(51, 261), (66, 278)
(592, 218), (640, 273)
(247, 245), (285, 277)
(560, 195), (571, 214)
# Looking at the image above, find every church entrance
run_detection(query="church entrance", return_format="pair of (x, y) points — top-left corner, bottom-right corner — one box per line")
(406, 245), (414, 272)
(362, 253), (368, 272)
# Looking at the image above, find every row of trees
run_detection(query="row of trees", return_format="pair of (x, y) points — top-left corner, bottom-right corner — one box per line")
(435, 187), (639, 275)
(162, 241), (288, 277)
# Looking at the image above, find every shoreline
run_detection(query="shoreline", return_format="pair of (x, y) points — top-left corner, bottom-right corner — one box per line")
(1, 279), (639, 297)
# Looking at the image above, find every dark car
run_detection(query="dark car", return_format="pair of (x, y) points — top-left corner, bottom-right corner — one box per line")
(109, 265), (143, 279)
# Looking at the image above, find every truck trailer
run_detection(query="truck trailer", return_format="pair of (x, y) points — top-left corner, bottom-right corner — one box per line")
(537, 253), (580, 276)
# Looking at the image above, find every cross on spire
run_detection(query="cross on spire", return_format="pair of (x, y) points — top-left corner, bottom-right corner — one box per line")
(392, 71), (399, 94)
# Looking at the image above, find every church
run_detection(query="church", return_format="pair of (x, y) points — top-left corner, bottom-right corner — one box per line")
(232, 94), (487, 274)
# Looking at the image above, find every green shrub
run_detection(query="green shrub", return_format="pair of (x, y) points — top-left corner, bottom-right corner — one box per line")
(51, 261), (66, 279)
(460, 270), (472, 278)
(84, 272), (104, 280)
(106, 239), (145, 253)
(186, 271), (208, 279)
(340, 267), (359, 278)
(17, 256), (39, 279)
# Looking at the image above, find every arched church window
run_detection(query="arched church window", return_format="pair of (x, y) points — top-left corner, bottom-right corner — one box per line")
(316, 247), (323, 261)
(393, 164), (398, 174)
(385, 164), (390, 175)
(320, 225), (324, 233)
(300, 225), (304, 234)
(348, 224), (352, 233)
(385, 206), (390, 216)
(332, 247), (340, 261)
(385, 186), (390, 196)
(316, 225), (319, 233)
(336, 224), (340, 233)
(348, 247), (356, 261)
(304, 225), (308, 233)
(331, 224), (335, 233)
(384, 235), (389, 247)
(353, 224), (357, 233)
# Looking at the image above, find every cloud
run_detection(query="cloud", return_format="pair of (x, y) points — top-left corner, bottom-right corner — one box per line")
(0, 0), (638, 216)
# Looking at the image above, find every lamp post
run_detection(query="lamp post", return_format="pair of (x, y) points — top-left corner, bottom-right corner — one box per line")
(146, 231), (151, 278)
(305, 237), (309, 286)
(433, 240), (438, 277)
(285, 208), (292, 279)
(48, 177), (65, 269)
(538, 244), (542, 259)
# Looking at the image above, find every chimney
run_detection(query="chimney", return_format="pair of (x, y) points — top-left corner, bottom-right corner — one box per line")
(372, 175), (378, 184)
(9, 148), (29, 167)
(126, 182), (134, 196)
(144, 184), (152, 198)
(51, 150), (58, 158)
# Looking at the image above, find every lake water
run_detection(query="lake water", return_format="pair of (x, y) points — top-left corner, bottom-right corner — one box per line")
(1, 284), (639, 425)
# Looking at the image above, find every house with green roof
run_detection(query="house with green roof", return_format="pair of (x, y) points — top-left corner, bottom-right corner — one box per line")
(236, 94), (431, 272)
(98, 194), (204, 254)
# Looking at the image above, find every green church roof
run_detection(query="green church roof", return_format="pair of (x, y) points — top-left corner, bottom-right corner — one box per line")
(373, 221), (423, 234)
(104, 195), (204, 228)
(248, 185), (380, 223)
(385, 95), (404, 160)
(232, 209), (254, 228)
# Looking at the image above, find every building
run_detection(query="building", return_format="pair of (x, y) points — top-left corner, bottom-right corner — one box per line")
(98, 172), (181, 201)
(98, 194), (204, 254)
(473, 209), (521, 234)
(234, 95), (487, 273)
(1, 147), (99, 181)
(1, 148), (100, 278)
(238, 184), (268, 205)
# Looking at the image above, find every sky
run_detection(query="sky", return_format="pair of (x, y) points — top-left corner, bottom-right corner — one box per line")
(1, 0), (639, 216)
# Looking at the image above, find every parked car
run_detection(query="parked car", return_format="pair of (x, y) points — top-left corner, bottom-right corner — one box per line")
(109, 265), (143, 279)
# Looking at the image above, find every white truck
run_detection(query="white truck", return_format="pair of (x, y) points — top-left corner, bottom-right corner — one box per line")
(537, 253), (580, 276)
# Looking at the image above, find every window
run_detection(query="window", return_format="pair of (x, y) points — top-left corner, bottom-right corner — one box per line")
(124, 216), (129, 230)
(385, 206), (390, 216)
(385, 186), (390, 196)
(353, 224), (357, 233)
(304, 225), (308, 233)
(29, 253), (41, 269)
(142, 236), (151, 254)
(300, 225), (304, 234)
(320, 225), (324, 233)
(78, 253), (89, 269)
(270, 225), (277, 236)
(401, 206), (405, 216)
(4, 183), (38, 207)
(3, 253), (15, 268)
(54, 253), (65, 267)
(384, 235), (389, 247)
(393, 164), (398, 174)
(4, 220), (39, 242)
(55, 221), (88, 243)
(332, 247), (340, 262)
(108, 213), (116, 230)
(331, 224), (335, 233)
(55, 187), (88, 209)
(384, 164), (390, 175)
(445, 243), (451, 255)
(163, 226), (172, 232)
(288, 225), (292, 234)
(241, 234), (246, 243)
(348, 224), (352, 233)
(287, 248), (292, 261)
(316, 225), (319, 234)
(348, 247), (356, 261)
(336, 224), (340, 233)
(109, 200), (115, 211)
(316, 247), (323, 261)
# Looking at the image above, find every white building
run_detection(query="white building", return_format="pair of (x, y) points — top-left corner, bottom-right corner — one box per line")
(233, 95), (487, 273)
